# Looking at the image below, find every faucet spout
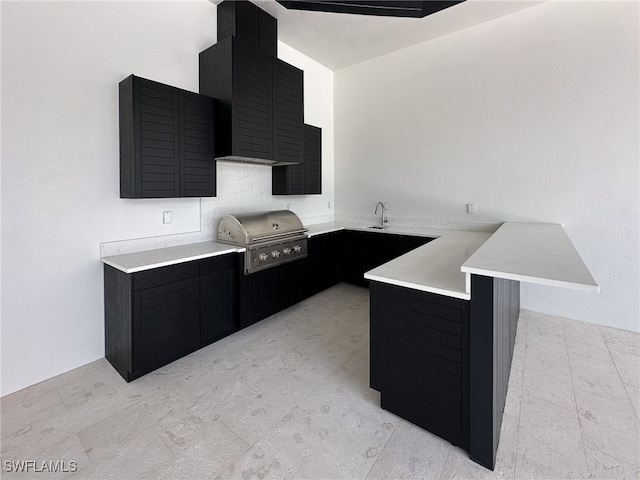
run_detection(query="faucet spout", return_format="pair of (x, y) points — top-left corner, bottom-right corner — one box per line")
(374, 202), (387, 227)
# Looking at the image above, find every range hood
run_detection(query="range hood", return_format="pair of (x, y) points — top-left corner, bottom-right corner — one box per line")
(199, 1), (305, 167)
(216, 156), (300, 167)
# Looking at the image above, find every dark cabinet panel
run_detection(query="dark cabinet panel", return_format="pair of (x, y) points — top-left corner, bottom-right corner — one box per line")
(272, 123), (322, 195)
(199, 37), (273, 161)
(216, 0), (277, 56)
(280, 258), (311, 309)
(370, 281), (470, 450)
(133, 277), (200, 375)
(273, 59), (304, 168)
(238, 268), (279, 328)
(104, 253), (239, 382)
(233, 44), (273, 159)
(342, 231), (433, 287)
(119, 75), (215, 199)
(304, 124), (322, 194)
(200, 255), (238, 345)
(308, 232), (342, 294)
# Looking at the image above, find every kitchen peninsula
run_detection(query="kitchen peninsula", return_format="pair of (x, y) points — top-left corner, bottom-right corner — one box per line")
(362, 221), (598, 470)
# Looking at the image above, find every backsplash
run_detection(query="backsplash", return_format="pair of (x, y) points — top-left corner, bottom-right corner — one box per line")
(100, 162), (333, 257)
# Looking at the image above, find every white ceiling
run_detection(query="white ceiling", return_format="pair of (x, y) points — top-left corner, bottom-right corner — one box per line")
(212, 0), (545, 71)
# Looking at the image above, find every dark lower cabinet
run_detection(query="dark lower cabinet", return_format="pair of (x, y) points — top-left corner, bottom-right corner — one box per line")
(104, 253), (239, 382)
(308, 231), (342, 294)
(370, 275), (520, 471)
(133, 275), (200, 377)
(200, 255), (237, 345)
(237, 268), (279, 329)
(280, 259), (311, 309)
(370, 281), (470, 450)
(343, 231), (433, 287)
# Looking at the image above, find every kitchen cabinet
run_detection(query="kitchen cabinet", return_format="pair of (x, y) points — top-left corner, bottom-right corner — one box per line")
(369, 275), (520, 470)
(119, 75), (216, 199)
(308, 231), (342, 294)
(200, 255), (237, 345)
(370, 281), (470, 449)
(104, 253), (239, 382)
(237, 267), (279, 328)
(272, 123), (322, 195)
(342, 231), (433, 287)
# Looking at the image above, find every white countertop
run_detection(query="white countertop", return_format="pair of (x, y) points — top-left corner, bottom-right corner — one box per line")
(364, 231), (492, 300)
(101, 221), (599, 300)
(461, 222), (599, 292)
(102, 241), (244, 274)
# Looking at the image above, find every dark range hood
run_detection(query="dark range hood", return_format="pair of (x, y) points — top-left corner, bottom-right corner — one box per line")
(199, 1), (306, 167)
(275, 1), (465, 18)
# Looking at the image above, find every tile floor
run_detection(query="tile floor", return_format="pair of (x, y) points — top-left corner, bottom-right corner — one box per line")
(1, 283), (639, 479)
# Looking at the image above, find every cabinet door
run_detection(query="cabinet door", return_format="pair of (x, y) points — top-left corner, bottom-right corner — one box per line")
(280, 258), (311, 309)
(133, 276), (200, 376)
(119, 75), (216, 199)
(120, 76), (180, 198)
(233, 42), (273, 160)
(308, 232), (342, 294)
(304, 124), (322, 194)
(238, 268), (278, 328)
(180, 91), (216, 197)
(370, 281), (470, 450)
(200, 255), (237, 345)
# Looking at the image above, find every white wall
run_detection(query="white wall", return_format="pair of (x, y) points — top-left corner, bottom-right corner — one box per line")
(1, 1), (334, 396)
(334, 1), (639, 332)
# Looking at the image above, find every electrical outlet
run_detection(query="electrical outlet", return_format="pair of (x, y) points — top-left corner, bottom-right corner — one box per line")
(328, 201), (332, 209)
(163, 211), (172, 224)
(287, 203), (292, 211)
(467, 204), (476, 214)
(384, 202), (390, 211)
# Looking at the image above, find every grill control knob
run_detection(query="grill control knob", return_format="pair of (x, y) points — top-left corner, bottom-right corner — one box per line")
(259, 253), (269, 262)
(293, 245), (302, 253)
(283, 248), (292, 255)
(272, 250), (281, 258)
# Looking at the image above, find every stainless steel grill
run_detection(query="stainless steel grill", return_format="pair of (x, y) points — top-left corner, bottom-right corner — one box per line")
(217, 210), (308, 274)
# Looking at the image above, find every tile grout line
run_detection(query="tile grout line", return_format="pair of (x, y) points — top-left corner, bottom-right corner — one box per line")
(598, 324), (640, 421)
(361, 418), (400, 480)
(563, 318), (592, 476)
(512, 310), (528, 480)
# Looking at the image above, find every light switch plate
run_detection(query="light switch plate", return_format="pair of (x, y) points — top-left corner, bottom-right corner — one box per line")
(163, 211), (172, 224)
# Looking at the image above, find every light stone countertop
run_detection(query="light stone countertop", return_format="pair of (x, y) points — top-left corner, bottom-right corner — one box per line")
(101, 221), (599, 300)
(461, 222), (599, 292)
(101, 241), (244, 274)
(364, 231), (492, 300)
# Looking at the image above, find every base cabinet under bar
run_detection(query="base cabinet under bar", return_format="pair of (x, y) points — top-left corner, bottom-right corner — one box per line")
(369, 276), (520, 470)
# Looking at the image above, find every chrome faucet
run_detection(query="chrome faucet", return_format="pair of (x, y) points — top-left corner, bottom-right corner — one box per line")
(375, 202), (388, 227)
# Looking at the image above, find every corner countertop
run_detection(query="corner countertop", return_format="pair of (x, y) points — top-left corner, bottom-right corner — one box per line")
(101, 241), (245, 274)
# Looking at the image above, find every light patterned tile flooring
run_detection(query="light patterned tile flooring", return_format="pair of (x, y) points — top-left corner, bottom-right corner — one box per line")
(1, 283), (639, 479)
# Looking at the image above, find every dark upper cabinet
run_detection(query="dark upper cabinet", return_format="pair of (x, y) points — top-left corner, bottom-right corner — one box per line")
(216, 0), (277, 56)
(199, 37), (274, 161)
(272, 123), (322, 195)
(119, 75), (216, 198)
(304, 124), (322, 194)
(273, 59), (304, 166)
